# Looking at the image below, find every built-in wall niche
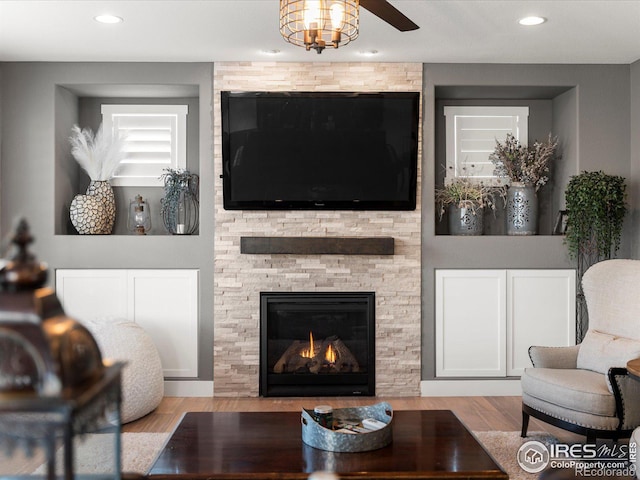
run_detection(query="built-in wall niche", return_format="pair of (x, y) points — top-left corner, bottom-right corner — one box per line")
(54, 84), (200, 236)
(433, 85), (577, 236)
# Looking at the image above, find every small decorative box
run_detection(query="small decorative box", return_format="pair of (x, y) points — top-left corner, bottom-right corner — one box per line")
(301, 401), (393, 452)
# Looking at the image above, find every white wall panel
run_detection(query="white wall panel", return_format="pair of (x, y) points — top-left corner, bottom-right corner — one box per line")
(128, 270), (199, 378)
(436, 269), (575, 378)
(56, 268), (199, 378)
(436, 269), (506, 376)
(506, 269), (576, 376)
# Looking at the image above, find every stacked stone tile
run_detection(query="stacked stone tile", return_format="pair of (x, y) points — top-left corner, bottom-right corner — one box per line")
(213, 62), (422, 397)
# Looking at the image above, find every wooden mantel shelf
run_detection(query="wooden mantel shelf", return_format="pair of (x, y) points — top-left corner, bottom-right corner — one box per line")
(240, 236), (394, 255)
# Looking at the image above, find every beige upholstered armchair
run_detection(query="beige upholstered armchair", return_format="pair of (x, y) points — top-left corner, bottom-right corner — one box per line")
(521, 259), (640, 442)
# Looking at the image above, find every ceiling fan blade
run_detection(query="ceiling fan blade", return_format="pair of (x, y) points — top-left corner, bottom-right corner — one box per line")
(360, 0), (420, 32)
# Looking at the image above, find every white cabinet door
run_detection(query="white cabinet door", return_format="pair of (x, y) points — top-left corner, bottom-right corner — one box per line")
(436, 270), (506, 377)
(56, 269), (199, 378)
(128, 270), (199, 378)
(55, 269), (128, 320)
(506, 270), (576, 376)
(436, 269), (576, 379)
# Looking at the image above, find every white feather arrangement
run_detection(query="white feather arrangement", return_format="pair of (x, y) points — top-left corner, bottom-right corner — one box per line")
(69, 124), (127, 181)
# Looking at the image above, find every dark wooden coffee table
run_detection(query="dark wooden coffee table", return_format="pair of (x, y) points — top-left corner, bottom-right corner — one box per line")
(147, 410), (507, 479)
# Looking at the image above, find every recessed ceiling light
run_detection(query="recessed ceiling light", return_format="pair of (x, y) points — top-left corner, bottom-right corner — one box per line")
(518, 16), (546, 26)
(358, 50), (379, 57)
(261, 49), (281, 56)
(94, 14), (123, 24)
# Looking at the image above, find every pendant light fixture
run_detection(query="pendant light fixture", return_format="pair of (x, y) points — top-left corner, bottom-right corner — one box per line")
(280, 0), (359, 54)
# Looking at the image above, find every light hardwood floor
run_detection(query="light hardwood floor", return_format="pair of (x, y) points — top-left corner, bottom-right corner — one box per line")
(123, 396), (584, 444)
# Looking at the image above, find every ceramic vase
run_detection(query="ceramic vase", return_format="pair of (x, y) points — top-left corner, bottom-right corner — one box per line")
(506, 182), (537, 235)
(448, 205), (483, 235)
(70, 180), (116, 234)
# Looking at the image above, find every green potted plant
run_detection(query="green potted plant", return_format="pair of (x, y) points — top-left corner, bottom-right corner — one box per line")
(489, 133), (558, 235)
(160, 168), (200, 235)
(564, 170), (627, 341)
(436, 175), (506, 235)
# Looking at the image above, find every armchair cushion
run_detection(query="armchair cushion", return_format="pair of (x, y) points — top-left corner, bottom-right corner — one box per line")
(521, 367), (615, 417)
(577, 330), (640, 392)
(529, 345), (580, 369)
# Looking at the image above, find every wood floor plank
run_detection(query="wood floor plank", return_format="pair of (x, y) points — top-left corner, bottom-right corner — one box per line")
(122, 394), (591, 450)
(124, 396), (530, 434)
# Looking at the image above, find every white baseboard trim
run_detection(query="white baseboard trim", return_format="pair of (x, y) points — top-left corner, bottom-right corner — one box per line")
(164, 380), (214, 397)
(421, 379), (522, 396)
(164, 380), (520, 397)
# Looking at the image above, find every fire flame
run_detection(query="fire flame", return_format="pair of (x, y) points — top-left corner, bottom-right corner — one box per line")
(299, 331), (338, 364)
(325, 343), (337, 364)
(310, 331), (315, 358)
(301, 331), (315, 358)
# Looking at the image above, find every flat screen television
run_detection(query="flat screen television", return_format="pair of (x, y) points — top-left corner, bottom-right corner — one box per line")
(221, 91), (419, 210)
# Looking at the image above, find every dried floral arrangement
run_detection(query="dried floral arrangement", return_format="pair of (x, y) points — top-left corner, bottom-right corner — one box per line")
(160, 168), (200, 234)
(160, 168), (199, 211)
(69, 124), (126, 181)
(435, 167), (507, 220)
(489, 133), (558, 190)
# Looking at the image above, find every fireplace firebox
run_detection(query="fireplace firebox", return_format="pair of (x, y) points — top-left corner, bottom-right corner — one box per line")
(260, 292), (375, 397)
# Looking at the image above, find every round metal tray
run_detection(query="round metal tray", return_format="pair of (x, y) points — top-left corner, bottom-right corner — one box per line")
(301, 401), (393, 452)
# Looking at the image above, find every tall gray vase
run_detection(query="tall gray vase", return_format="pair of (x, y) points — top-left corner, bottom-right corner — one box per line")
(448, 205), (483, 235)
(506, 182), (537, 235)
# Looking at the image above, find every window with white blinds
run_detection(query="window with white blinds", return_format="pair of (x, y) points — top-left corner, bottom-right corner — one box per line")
(101, 104), (188, 186)
(444, 106), (529, 185)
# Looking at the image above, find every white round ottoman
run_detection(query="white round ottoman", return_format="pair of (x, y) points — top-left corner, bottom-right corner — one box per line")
(631, 427), (640, 478)
(84, 318), (164, 424)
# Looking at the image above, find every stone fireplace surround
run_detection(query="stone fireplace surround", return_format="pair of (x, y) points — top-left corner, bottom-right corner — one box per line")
(213, 62), (422, 397)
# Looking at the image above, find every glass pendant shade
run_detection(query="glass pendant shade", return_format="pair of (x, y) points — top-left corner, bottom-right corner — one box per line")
(128, 195), (151, 235)
(280, 0), (359, 53)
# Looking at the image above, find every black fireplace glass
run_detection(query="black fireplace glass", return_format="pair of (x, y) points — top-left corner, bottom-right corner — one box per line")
(260, 292), (375, 397)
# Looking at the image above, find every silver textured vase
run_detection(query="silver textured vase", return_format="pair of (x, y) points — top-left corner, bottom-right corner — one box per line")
(448, 205), (483, 235)
(506, 182), (537, 235)
(70, 180), (116, 234)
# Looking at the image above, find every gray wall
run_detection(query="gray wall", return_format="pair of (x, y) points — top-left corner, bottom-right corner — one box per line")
(0, 67), (2, 230)
(1, 61), (637, 386)
(54, 85), (79, 236)
(631, 59), (640, 259)
(551, 88), (578, 215)
(422, 63), (632, 380)
(0, 62), (214, 382)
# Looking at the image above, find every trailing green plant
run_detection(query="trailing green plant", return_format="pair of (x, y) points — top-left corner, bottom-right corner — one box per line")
(435, 175), (506, 220)
(489, 133), (558, 190)
(564, 171), (627, 260)
(564, 170), (627, 342)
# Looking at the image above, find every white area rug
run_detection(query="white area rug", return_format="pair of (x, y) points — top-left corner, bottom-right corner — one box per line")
(474, 430), (558, 480)
(0, 432), (169, 476)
